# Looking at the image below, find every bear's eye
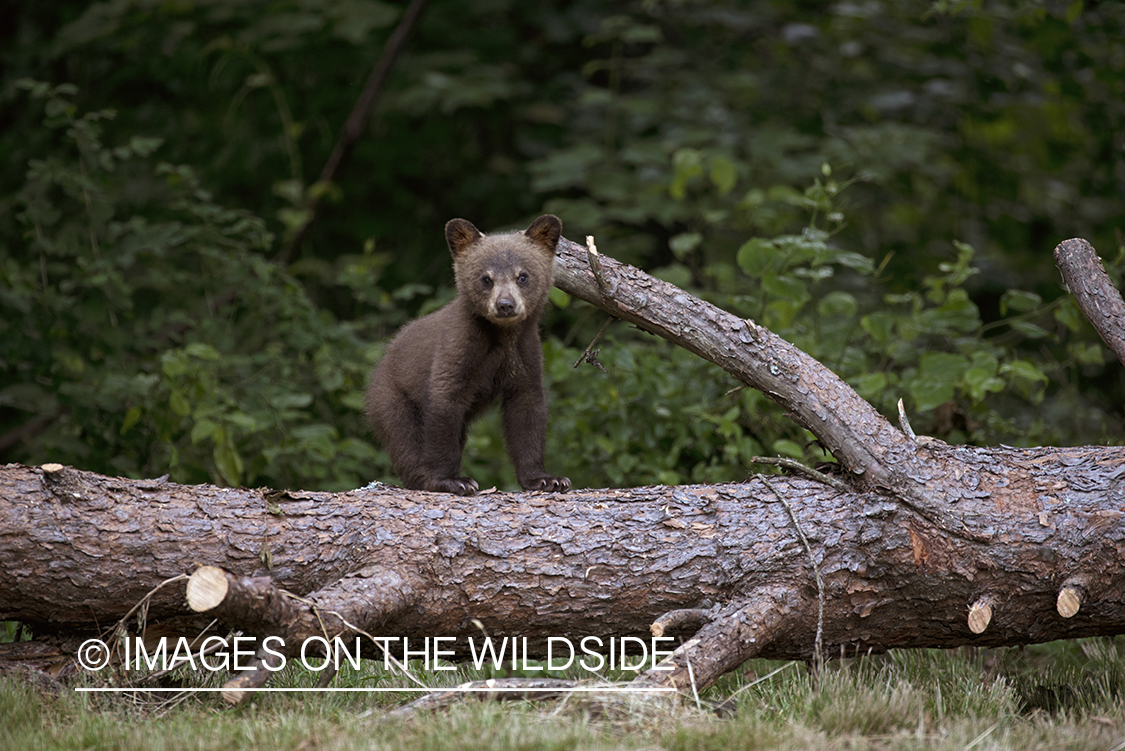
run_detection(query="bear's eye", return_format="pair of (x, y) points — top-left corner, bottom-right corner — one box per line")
(517, 272), (529, 285)
(481, 274), (493, 289)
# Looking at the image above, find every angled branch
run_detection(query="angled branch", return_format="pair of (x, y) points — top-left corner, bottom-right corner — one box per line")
(1054, 237), (1125, 368)
(551, 235), (990, 540)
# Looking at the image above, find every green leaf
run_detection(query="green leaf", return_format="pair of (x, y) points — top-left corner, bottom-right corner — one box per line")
(128, 136), (163, 157)
(277, 207), (312, 232)
(331, 0), (399, 44)
(273, 393), (313, 410)
(1068, 341), (1105, 366)
(185, 342), (221, 360)
(669, 148), (703, 200)
(226, 411), (260, 431)
(339, 392), (366, 411)
(850, 372), (888, 400)
(919, 352), (971, 381)
(771, 439), (805, 459)
(907, 379), (955, 413)
(213, 437), (244, 487)
(120, 406), (143, 435)
(669, 232), (703, 259)
(761, 274), (810, 307)
(709, 156), (738, 196)
(830, 251), (875, 273)
(817, 291), (858, 319)
(169, 390), (191, 417)
(652, 263), (692, 289)
(908, 352), (970, 411)
(161, 354), (186, 379)
(1008, 320), (1051, 339)
(964, 368), (1004, 401)
(44, 98), (70, 118)
(1053, 299), (1083, 332)
(1000, 359), (1049, 391)
(1066, 0), (1084, 24)
(736, 238), (775, 277)
(191, 418), (219, 445)
(999, 289), (1042, 315)
(273, 178), (305, 205)
(860, 312), (896, 343)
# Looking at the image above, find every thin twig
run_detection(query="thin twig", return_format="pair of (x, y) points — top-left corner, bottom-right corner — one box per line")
(100, 574), (190, 644)
(748, 456), (849, 492)
(279, 590), (429, 690)
(573, 315), (613, 371)
(761, 476), (824, 670)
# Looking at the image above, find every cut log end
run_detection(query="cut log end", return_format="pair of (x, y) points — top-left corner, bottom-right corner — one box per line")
(186, 566), (231, 613)
(967, 599), (993, 634)
(221, 688), (248, 705)
(1057, 585), (1084, 619)
(220, 645), (286, 704)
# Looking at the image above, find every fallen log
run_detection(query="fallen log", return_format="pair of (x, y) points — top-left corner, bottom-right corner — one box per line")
(1, 237), (1123, 702)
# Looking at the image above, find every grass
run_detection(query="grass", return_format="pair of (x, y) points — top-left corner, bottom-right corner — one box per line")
(3, 640), (1125, 750)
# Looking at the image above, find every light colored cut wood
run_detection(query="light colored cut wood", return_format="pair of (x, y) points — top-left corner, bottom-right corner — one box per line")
(967, 599), (993, 634)
(185, 566), (230, 612)
(1057, 585), (1083, 618)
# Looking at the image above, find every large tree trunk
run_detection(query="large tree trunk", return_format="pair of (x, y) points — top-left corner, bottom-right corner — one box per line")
(2, 236), (1123, 701)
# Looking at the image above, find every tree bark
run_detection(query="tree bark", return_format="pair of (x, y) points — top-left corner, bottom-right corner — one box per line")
(1054, 237), (1125, 368)
(2, 238), (1124, 700)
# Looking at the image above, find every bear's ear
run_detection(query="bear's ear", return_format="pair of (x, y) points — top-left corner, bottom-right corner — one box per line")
(524, 214), (562, 252)
(445, 219), (483, 258)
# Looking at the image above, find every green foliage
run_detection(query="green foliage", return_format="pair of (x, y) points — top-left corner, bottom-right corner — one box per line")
(543, 340), (779, 488)
(2, 1), (1125, 492)
(0, 622), (29, 643)
(2, 82), (381, 490)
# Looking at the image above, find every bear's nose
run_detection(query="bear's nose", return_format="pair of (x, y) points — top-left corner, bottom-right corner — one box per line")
(495, 298), (516, 317)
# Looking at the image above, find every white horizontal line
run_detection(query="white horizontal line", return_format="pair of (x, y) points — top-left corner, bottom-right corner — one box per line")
(74, 686), (677, 693)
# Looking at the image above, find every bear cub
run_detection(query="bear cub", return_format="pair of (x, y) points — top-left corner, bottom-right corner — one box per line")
(366, 214), (571, 497)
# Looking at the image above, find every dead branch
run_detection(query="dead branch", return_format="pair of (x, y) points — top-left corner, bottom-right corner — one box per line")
(1054, 237), (1125, 368)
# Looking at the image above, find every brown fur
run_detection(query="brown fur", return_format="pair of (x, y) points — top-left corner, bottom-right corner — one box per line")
(365, 215), (571, 496)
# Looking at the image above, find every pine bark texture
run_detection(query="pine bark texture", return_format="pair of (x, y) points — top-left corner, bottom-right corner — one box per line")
(1, 237), (1123, 697)
(4, 454), (1125, 648)
(1054, 238), (1125, 366)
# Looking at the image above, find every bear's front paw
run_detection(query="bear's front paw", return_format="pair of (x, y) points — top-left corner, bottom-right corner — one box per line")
(524, 475), (571, 493)
(427, 476), (479, 496)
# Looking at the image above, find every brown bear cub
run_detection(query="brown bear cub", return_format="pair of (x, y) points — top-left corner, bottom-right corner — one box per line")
(365, 214), (571, 497)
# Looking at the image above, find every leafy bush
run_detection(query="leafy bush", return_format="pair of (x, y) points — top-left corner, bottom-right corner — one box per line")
(2, 81), (382, 490)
